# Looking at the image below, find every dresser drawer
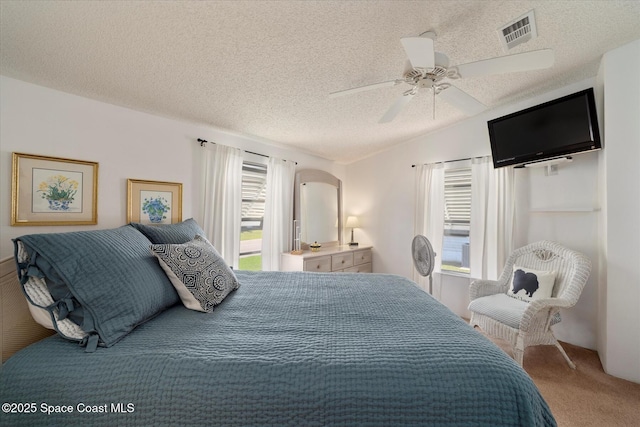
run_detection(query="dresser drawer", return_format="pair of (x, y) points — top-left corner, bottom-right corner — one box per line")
(331, 253), (353, 271)
(304, 256), (332, 272)
(353, 249), (372, 266)
(281, 245), (372, 273)
(343, 263), (372, 273)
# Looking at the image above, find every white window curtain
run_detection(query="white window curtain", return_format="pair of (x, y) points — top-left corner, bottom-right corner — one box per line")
(261, 157), (296, 271)
(201, 143), (244, 269)
(413, 163), (444, 291)
(469, 156), (515, 280)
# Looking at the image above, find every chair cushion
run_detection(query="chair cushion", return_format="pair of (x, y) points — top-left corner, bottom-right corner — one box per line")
(469, 293), (562, 329)
(507, 266), (556, 302)
(469, 294), (529, 329)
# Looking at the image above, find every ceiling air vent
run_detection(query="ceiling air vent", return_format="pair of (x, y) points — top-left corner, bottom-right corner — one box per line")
(498, 10), (538, 51)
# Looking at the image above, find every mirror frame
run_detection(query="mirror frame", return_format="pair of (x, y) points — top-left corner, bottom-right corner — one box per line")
(294, 169), (343, 248)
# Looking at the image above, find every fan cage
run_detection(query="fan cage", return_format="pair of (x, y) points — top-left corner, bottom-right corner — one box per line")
(412, 235), (435, 277)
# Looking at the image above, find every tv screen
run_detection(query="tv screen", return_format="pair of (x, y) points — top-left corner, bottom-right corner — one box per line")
(487, 88), (601, 168)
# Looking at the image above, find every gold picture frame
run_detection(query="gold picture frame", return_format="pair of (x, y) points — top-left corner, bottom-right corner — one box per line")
(11, 152), (99, 226)
(127, 179), (182, 225)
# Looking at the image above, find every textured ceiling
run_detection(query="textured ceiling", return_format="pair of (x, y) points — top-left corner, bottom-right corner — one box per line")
(2, 1), (639, 163)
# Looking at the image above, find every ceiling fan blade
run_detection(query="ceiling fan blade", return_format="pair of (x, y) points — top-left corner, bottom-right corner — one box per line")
(455, 49), (555, 78)
(329, 80), (400, 98)
(401, 37), (435, 69)
(438, 86), (487, 116)
(379, 93), (415, 123)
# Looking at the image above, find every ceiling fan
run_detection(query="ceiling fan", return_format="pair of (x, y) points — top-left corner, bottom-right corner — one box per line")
(330, 31), (554, 123)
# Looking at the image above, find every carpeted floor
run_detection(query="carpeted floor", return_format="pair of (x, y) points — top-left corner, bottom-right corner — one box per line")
(488, 337), (640, 426)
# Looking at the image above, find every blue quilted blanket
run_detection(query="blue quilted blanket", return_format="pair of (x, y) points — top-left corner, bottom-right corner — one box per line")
(0, 272), (555, 426)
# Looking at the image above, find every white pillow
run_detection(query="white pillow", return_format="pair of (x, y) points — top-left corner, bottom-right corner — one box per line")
(507, 266), (557, 303)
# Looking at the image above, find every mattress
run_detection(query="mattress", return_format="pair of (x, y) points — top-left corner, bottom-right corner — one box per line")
(0, 271), (555, 426)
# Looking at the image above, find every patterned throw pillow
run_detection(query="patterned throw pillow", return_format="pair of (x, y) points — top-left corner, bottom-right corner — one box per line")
(150, 235), (240, 313)
(507, 266), (557, 302)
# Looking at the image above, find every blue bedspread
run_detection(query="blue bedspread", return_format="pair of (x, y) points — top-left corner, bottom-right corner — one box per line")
(0, 272), (555, 426)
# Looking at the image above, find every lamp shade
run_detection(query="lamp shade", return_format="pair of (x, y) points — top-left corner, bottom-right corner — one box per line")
(345, 216), (360, 228)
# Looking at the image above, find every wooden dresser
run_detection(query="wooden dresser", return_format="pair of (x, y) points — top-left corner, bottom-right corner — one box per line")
(281, 245), (372, 273)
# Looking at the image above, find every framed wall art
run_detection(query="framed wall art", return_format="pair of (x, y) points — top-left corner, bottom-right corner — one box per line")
(127, 179), (182, 225)
(11, 152), (99, 226)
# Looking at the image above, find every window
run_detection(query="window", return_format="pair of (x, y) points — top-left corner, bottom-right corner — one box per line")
(442, 166), (471, 274)
(239, 161), (267, 271)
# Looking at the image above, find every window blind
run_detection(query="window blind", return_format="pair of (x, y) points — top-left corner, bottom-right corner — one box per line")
(444, 167), (472, 226)
(241, 162), (267, 220)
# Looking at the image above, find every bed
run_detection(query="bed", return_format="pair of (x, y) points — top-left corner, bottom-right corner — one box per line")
(0, 221), (556, 426)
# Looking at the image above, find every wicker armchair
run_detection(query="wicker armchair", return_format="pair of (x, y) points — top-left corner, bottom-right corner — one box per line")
(468, 241), (591, 368)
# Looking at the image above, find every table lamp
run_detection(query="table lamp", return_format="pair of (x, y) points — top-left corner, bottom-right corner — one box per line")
(345, 216), (360, 247)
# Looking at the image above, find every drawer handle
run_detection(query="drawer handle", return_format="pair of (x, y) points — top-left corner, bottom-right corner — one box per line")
(341, 260), (345, 264)
(317, 265), (321, 269)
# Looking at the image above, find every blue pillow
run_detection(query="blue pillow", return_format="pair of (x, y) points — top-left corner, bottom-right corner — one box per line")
(130, 218), (206, 244)
(13, 225), (180, 351)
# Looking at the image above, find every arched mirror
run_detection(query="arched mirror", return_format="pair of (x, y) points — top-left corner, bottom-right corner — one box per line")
(294, 169), (342, 248)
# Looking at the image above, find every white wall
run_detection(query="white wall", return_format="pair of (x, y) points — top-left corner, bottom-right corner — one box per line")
(345, 77), (602, 351)
(524, 152), (601, 348)
(0, 76), (343, 260)
(599, 39), (640, 383)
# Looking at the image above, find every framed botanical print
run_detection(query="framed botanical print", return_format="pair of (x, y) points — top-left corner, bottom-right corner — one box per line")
(11, 152), (99, 226)
(127, 179), (182, 225)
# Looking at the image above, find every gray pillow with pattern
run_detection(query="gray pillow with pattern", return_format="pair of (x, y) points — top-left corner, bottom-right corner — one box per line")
(150, 235), (239, 312)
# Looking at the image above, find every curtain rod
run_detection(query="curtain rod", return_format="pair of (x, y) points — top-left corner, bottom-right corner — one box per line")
(198, 138), (297, 164)
(411, 156), (488, 167)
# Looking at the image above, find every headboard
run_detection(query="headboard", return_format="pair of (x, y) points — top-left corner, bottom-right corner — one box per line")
(0, 256), (55, 363)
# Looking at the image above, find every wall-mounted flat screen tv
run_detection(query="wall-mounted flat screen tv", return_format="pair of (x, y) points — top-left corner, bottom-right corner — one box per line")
(487, 88), (601, 168)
